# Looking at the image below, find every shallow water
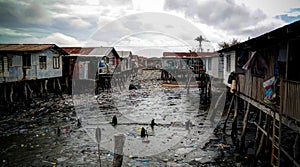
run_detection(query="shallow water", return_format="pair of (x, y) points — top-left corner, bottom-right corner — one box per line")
(0, 71), (227, 166)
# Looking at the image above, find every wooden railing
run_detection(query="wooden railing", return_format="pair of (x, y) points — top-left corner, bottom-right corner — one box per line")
(237, 74), (300, 122)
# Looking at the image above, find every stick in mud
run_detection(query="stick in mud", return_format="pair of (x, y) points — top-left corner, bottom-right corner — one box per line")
(96, 127), (101, 167)
(112, 134), (126, 167)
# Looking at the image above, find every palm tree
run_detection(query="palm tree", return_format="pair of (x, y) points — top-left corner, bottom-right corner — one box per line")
(195, 35), (209, 52)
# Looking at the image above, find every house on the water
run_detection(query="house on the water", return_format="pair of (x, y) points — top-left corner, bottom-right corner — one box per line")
(218, 20), (300, 166)
(197, 52), (223, 80)
(161, 52), (205, 83)
(117, 51), (133, 71)
(62, 47), (121, 93)
(146, 57), (162, 69)
(0, 44), (68, 102)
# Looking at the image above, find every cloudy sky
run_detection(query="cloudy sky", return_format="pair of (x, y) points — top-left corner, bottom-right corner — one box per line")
(1, 0), (300, 56)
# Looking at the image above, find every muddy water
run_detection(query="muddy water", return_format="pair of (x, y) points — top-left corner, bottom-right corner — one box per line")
(1, 71), (227, 166)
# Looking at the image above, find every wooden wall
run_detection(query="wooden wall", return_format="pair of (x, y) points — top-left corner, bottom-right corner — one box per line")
(282, 81), (300, 121)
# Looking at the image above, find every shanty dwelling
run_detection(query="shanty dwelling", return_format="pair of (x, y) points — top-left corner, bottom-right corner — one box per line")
(137, 56), (147, 69)
(0, 44), (68, 103)
(146, 57), (162, 69)
(197, 52), (224, 81)
(117, 51), (133, 72)
(218, 20), (300, 166)
(161, 52), (211, 104)
(62, 47), (120, 94)
(62, 47), (98, 93)
(217, 50), (237, 87)
(161, 52), (205, 83)
(115, 51), (139, 91)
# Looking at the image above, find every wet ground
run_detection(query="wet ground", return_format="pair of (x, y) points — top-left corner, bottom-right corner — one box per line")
(0, 70), (237, 167)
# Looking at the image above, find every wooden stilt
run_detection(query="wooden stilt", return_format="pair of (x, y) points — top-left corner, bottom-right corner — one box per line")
(57, 78), (62, 95)
(45, 79), (48, 96)
(4, 84), (7, 102)
(40, 81), (44, 97)
(265, 115), (271, 155)
(26, 82), (33, 99)
(223, 94), (235, 133)
(10, 83), (13, 103)
(186, 73), (191, 94)
(294, 134), (300, 167)
(254, 111), (267, 164)
(255, 110), (262, 142)
(240, 102), (251, 154)
(53, 78), (56, 92)
(65, 76), (69, 90)
(231, 95), (238, 145)
(256, 131), (265, 157)
(24, 82), (28, 101)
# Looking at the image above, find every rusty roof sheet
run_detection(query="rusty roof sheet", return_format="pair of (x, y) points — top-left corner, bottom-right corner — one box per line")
(163, 52), (199, 58)
(196, 52), (218, 57)
(62, 47), (94, 55)
(62, 47), (116, 57)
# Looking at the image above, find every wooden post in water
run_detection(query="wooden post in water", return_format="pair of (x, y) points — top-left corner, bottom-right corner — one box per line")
(45, 79), (48, 96)
(223, 95), (235, 133)
(240, 102), (250, 154)
(40, 81), (44, 97)
(4, 84), (7, 102)
(112, 134), (126, 167)
(26, 82), (33, 99)
(10, 83), (14, 103)
(95, 127), (101, 167)
(24, 81), (28, 100)
(56, 78), (62, 96)
(231, 94), (238, 146)
(293, 133), (300, 166)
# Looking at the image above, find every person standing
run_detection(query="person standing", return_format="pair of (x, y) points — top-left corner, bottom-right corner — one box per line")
(112, 115), (117, 126)
(150, 119), (157, 131)
(141, 127), (146, 138)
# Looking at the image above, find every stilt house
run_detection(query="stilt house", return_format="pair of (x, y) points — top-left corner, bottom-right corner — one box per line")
(218, 20), (300, 166)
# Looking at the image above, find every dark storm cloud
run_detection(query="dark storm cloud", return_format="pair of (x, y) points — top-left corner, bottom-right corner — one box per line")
(0, 0), (100, 43)
(0, 1), (52, 27)
(164, 0), (267, 33)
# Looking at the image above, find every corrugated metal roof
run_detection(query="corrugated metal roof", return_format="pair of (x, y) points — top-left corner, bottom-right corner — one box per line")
(117, 51), (132, 58)
(62, 47), (94, 55)
(89, 47), (114, 56)
(217, 20), (300, 53)
(0, 44), (55, 51)
(62, 47), (116, 57)
(163, 52), (199, 57)
(0, 44), (68, 55)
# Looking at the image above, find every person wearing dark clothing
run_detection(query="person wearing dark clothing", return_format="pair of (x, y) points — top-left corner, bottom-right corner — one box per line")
(112, 115), (117, 126)
(141, 127), (146, 138)
(145, 129), (148, 139)
(57, 127), (61, 136)
(150, 119), (157, 131)
(77, 118), (81, 128)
